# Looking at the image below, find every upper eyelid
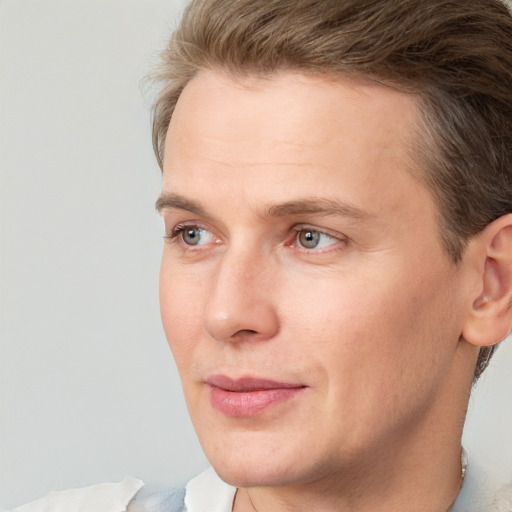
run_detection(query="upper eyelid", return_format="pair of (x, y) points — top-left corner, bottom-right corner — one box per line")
(161, 210), (222, 231)
(165, 220), (213, 234)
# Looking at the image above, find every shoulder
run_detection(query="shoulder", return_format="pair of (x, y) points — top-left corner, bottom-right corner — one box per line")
(11, 478), (144, 512)
(8, 468), (231, 512)
(493, 482), (512, 511)
(453, 480), (512, 512)
(128, 468), (235, 512)
(126, 487), (185, 512)
(452, 452), (512, 512)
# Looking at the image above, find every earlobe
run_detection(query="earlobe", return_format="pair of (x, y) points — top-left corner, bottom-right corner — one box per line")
(462, 214), (512, 348)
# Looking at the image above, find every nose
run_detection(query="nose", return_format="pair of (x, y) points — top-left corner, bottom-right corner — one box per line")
(203, 247), (280, 344)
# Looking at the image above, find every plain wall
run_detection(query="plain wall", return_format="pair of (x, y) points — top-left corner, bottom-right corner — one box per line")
(0, 0), (511, 509)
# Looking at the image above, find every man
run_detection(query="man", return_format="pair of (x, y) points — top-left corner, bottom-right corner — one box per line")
(13, 0), (512, 510)
(148, 0), (512, 510)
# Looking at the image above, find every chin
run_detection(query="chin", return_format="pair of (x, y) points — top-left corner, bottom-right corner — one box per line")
(212, 459), (301, 489)
(200, 429), (323, 489)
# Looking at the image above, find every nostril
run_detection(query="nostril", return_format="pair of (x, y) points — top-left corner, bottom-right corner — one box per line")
(228, 328), (264, 342)
(235, 329), (258, 337)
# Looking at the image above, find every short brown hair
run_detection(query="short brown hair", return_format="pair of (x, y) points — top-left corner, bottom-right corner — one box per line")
(151, 0), (512, 379)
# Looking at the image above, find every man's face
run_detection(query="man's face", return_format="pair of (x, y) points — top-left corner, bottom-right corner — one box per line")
(159, 71), (473, 487)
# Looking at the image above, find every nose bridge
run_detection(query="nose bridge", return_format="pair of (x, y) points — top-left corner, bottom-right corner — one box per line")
(203, 242), (279, 343)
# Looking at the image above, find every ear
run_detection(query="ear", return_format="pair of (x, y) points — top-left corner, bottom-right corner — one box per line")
(462, 214), (512, 347)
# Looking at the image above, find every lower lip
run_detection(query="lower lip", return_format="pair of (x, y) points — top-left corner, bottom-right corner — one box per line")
(209, 386), (305, 417)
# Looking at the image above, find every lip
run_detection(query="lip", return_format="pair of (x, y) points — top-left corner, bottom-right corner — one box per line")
(206, 374), (307, 417)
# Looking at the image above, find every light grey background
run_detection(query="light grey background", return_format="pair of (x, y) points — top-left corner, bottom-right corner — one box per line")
(0, 0), (511, 509)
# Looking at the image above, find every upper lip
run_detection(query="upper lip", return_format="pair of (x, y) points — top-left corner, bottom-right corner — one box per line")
(206, 374), (306, 392)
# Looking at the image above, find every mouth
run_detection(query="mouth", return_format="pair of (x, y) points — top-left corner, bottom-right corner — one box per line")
(205, 374), (307, 417)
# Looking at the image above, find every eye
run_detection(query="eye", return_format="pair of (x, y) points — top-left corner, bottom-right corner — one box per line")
(296, 229), (338, 250)
(171, 225), (217, 246)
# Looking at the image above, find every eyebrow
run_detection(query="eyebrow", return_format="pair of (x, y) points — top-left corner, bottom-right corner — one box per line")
(155, 192), (373, 221)
(266, 198), (372, 221)
(155, 193), (207, 216)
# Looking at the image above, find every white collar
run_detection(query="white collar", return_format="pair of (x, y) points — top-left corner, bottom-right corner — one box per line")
(11, 478), (144, 512)
(185, 468), (236, 512)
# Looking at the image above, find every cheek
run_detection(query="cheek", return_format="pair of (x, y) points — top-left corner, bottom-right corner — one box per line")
(159, 258), (207, 362)
(276, 266), (387, 342)
(279, 261), (457, 384)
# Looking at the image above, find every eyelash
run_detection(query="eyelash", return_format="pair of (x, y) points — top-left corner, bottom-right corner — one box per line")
(164, 223), (346, 253)
(166, 223), (196, 241)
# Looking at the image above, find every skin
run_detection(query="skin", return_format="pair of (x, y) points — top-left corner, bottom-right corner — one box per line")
(158, 70), (487, 511)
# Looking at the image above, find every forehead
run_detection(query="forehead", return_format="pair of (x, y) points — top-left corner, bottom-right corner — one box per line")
(162, 70), (432, 231)
(166, 70), (419, 167)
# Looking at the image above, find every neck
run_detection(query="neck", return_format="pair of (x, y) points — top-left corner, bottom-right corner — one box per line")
(234, 445), (463, 512)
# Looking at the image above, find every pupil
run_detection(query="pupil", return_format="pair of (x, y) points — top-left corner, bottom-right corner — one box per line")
(299, 230), (320, 248)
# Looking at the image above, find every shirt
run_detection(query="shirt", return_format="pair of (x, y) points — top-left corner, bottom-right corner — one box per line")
(10, 457), (512, 511)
